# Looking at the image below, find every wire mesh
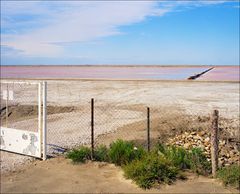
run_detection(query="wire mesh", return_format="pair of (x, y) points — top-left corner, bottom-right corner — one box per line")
(0, 81), (40, 172)
(0, 81), (39, 132)
(1, 80), (239, 172)
(94, 103), (147, 148)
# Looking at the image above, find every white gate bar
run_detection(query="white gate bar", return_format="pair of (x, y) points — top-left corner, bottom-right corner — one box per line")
(42, 81), (47, 160)
(6, 83), (9, 127)
(38, 82), (42, 156)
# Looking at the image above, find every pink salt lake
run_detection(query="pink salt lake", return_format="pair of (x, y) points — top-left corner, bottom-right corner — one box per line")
(1, 65), (239, 81)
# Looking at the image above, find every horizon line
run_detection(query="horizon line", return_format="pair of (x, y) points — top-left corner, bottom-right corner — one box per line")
(1, 64), (239, 67)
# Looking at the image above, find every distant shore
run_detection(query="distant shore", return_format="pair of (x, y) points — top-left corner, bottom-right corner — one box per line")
(1, 77), (239, 83)
(1, 64), (238, 67)
(1, 65), (239, 82)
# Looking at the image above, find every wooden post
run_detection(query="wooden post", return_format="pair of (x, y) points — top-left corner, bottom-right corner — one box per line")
(147, 107), (150, 152)
(211, 109), (219, 178)
(91, 98), (94, 160)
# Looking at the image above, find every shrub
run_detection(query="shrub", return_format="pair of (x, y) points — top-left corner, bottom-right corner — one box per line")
(109, 139), (146, 166)
(187, 147), (211, 175)
(94, 145), (109, 162)
(155, 144), (211, 175)
(124, 153), (178, 189)
(156, 144), (190, 169)
(217, 165), (240, 188)
(67, 146), (91, 163)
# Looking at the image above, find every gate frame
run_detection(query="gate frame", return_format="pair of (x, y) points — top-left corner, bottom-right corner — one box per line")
(0, 80), (47, 160)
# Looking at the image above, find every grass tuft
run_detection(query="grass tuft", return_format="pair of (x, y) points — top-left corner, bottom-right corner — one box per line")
(94, 145), (109, 162)
(217, 165), (240, 188)
(187, 147), (211, 175)
(155, 143), (211, 175)
(66, 146), (91, 163)
(124, 153), (178, 189)
(108, 139), (146, 166)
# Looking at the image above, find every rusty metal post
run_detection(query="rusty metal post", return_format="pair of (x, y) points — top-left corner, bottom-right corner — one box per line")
(147, 107), (150, 152)
(91, 98), (94, 160)
(211, 109), (219, 178)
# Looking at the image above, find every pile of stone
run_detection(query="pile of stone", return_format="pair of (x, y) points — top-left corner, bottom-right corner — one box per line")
(167, 131), (239, 167)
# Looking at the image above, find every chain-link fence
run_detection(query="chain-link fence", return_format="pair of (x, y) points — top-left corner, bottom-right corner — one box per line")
(1, 80), (239, 172)
(0, 81), (39, 132)
(46, 96), (239, 169)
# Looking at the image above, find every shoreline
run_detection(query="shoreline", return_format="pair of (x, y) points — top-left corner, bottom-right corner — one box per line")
(1, 77), (239, 83)
(1, 64), (238, 67)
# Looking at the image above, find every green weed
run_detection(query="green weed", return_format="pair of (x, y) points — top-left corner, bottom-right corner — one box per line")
(109, 139), (146, 166)
(124, 153), (178, 189)
(187, 147), (211, 175)
(155, 144), (211, 175)
(94, 145), (109, 162)
(66, 146), (91, 163)
(217, 165), (240, 188)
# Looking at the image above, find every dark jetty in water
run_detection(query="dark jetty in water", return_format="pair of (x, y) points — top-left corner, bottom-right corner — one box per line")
(187, 67), (214, 80)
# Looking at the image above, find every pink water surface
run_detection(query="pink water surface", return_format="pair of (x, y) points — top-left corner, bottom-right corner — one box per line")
(0, 65), (239, 81)
(198, 66), (239, 81)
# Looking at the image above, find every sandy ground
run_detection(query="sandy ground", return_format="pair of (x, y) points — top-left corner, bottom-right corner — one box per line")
(46, 80), (239, 119)
(1, 80), (239, 118)
(1, 156), (237, 194)
(1, 80), (239, 172)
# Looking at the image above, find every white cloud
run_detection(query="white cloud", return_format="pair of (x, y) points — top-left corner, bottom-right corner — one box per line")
(197, 1), (227, 5)
(2, 1), (169, 56)
(1, 1), (228, 57)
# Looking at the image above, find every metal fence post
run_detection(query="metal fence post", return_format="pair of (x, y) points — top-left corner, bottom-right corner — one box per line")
(211, 109), (219, 178)
(91, 98), (94, 160)
(42, 82), (47, 160)
(147, 107), (150, 152)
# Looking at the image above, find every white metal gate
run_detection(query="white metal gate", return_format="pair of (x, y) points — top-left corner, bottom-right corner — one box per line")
(0, 81), (47, 160)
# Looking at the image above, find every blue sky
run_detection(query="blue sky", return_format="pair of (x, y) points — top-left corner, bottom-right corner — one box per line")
(1, 1), (239, 65)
